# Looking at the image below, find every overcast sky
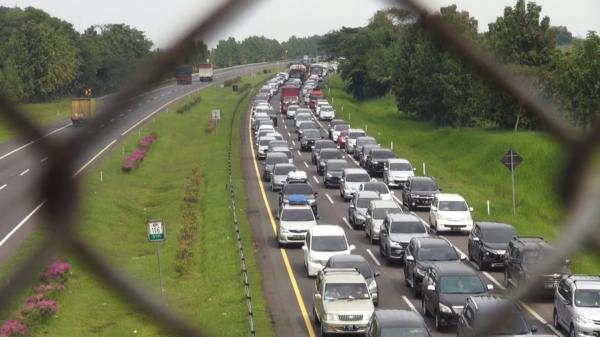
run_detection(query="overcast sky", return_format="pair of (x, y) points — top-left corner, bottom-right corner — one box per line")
(4, 0), (599, 48)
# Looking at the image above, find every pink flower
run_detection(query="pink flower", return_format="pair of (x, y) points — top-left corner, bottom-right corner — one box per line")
(43, 260), (70, 281)
(0, 319), (28, 337)
(32, 300), (58, 317)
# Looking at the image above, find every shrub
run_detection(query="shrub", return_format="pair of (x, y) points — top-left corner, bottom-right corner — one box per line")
(0, 320), (28, 337)
(122, 133), (157, 172)
(223, 76), (241, 87)
(42, 260), (70, 282)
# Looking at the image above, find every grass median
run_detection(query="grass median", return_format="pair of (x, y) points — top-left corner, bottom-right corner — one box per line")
(0, 73), (277, 336)
(0, 99), (71, 143)
(325, 75), (600, 274)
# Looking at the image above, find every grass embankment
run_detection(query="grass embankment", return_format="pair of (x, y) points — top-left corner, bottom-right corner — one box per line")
(325, 75), (600, 274)
(0, 99), (71, 143)
(0, 73), (277, 336)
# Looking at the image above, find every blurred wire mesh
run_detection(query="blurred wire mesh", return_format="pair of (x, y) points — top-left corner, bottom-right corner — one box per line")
(0, 0), (596, 336)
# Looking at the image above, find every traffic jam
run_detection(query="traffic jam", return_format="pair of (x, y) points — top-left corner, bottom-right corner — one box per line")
(249, 63), (600, 337)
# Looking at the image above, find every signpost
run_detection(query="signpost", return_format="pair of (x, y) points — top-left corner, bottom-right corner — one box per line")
(147, 219), (166, 303)
(211, 109), (221, 133)
(500, 149), (523, 215)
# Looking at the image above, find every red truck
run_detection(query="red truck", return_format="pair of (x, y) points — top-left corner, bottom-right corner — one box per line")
(280, 86), (300, 114)
(308, 88), (324, 110)
(175, 65), (193, 85)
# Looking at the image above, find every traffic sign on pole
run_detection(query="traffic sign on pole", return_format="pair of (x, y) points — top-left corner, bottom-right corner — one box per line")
(147, 219), (165, 242)
(500, 149), (523, 215)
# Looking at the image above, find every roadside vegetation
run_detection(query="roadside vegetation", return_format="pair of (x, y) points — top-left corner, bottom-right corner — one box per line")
(325, 74), (600, 274)
(0, 72), (277, 337)
(0, 99), (71, 142)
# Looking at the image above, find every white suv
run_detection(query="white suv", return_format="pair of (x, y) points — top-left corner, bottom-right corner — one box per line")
(554, 275), (600, 337)
(429, 193), (474, 233)
(303, 225), (355, 277)
(383, 158), (415, 188)
(278, 202), (316, 246)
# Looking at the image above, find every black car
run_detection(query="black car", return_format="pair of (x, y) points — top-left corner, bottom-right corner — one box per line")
(367, 310), (431, 337)
(323, 159), (350, 188)
(316, 148), (344, 174)
(366, 149), (396, 175)
(360, 144), (381, 167)
(457, 295), (539, 337)
(311, 140), (337, 164)
(354, 136), (377, 160)
(299, 129), (322, 151)
(297, 121), (319, 137)
(504, 236), (570, 296)
(467, 222), (516, 271)
(421, 262), (492, 331)
(328, 119), (347, 139)
(325, 255), (381, 306)
(278, 183), (318, 217)
(404, 237), (464, 297)
(402, 176), (440, 210)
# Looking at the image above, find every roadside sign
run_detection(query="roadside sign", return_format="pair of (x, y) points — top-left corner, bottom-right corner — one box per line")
(147, 219), (165, 242)
(212, 109), (221, 120)
(501, 149), (523, 171)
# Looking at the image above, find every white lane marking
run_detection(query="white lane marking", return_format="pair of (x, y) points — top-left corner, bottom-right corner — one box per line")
(0, 123), (71, 161)
(119, 113), (124, 117)
(110, 118), (115, 123)
(73, 139), (117, 177)
(291, 140), (295, 147)
(325, 193), (334, 204)
(365, 249), (381, 266)
(297, 150), (302, 156)
(40, 157), (48, 163)
(392, 194), (402, 205)
(0, 201), (46, 247)
(521, 303), (565, 337)
(304, 161), (309, 168)
(313, 176), (319, 184)
(0, 184), (6, 191)
(19, 169), (29, 176)
(483, 271), (505, 290)
(402, 296), (418, 313)
(284, 123), (287, 129)
(287, 132), (291, 137)
(342, 217), (352, 230)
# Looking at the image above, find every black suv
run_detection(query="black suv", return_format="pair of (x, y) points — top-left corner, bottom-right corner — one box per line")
(311, 140), (337, 164)
(504, 236), (570, 295)
(421, 262), (492, 331)
(299, 129), (322, 151)
(323, 159), (349, 188)
(402, 176), (440, 210)
(457, 295), (539, 337)
(278, 182), (318, 217)
(316, 148), (344, 175)
(467, 222), (516, 271)
(367, 310), (431, 337)
(403, 237), (464, 297)
(366, 148), (396, 175)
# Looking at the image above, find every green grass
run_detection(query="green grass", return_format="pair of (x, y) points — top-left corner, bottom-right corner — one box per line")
(0, 73), (277, 337)
(325, 75), (600, 274)
(0, 98), (71, 143)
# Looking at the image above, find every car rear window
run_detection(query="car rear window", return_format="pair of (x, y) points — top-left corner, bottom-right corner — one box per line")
(390, 221), (426, 234)
(274, 166), (295, 175)
(346, 173), (370, 183)
(373, 207), (402, 219)
(284, 184), (313, 195)
(281, 209), (314, 221)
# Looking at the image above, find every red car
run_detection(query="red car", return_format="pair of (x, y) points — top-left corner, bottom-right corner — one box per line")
(337, 129), (349, 149)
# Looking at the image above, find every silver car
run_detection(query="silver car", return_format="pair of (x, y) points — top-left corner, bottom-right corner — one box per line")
(271, 163), (297, 191)
(379, 213), (430, 264)
(348, 191), (381, 229)
(383, 158), (415, 188)
(345, 128), (367, 154)
(365, 200), (403, 245)
(554, 275), (600, 336)
(340, 168), (371, 201)
(277, 204), (316, 246)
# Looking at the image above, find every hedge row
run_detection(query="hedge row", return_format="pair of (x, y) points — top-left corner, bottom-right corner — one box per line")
(174, 168), (203, 275)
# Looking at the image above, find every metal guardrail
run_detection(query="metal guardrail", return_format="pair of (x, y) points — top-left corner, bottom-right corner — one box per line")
(0, 0), (596, 336)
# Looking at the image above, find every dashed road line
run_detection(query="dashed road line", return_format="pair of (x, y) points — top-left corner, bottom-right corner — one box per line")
(0, 201), (46, 247)
(297, 150), (302, 156)
(402, 296), (418, 313)
(342, 217), (352, 230)
(19, 169), (29, 176)
(303, 161), (309, 168)
(0, 123), (71, 162)
(40, 157), (48, 163)
(291, 140), (295, 147)
(312, 176), (319, 184)
(287, 131), (292, 137)
(325, 193), (334, 204)
(0, 184), (6, 191)
(365, 248), (381, 266)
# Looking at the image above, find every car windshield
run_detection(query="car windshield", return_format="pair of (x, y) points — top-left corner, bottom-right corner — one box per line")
(312, 235), (347, 252)
(284, 184), (313, 195)
(357, 197), (379, 208)
(363, 183), (389, 194)
(303, 130), (321, 138)
(438, 201), (468, 211)
(321, 107), (334, 112)
(324, 283), (370, 301)
(316, 142), (336, 150)
(482, 227), (516, 244)
(334, 124), (349, 131)
(301, 123), (317, 129)
(266, 156), (288, 165)
(296, 116), (311, 121)
(328, 162), (348, 171)
(411, 180), (438, 191)
(330, 261), (373, 279)
(372, 151), (395, 159)
(281, 209), (314, 221)
(320, 151), (341, 159)
(346, 174), (371, 183)
(288, 105), (299, 111)
(349, 131), (366, 139)
(373, 207), (402, 219)
(418, 246), (458, 261)
(575, 290), (600, 307)
(439, 276), (486, 294)
(391, 221), (426, 234)
(380, 328), (429, 337)
(259, 138), (273, 146)
(274, 166), (295, 175)
(269, 142), (287, 149)
(390, 163), (413, 171)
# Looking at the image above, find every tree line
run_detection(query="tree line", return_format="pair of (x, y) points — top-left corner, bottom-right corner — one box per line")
(320, 0), (599, 129)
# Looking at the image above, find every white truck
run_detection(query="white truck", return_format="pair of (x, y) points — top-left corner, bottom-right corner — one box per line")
(198, 63), (213, 81)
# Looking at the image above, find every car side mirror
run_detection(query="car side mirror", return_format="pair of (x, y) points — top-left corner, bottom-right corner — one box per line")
(384, 167), (388, 171)
(531, 325), (538, 333)
(460, 254), (467, 261)
(390, 191), (395, 195)
(302, 245), (308, 251)
(366, 215), (371, 220)
(487, 284), (494, 291)
(427, 285), (435, 292)
(473, 237), (480, 242)
(438, 188), (443, 192)
(349, 204), (355, 209)
(405, 255), (414, 262)
(469, 207), (474, 212)
(349, 244), (356, 251)
(374, 272), (380, 278)
(565, 259), (571, 265)
(413, 168), (416, 171)
(314, 293), (322, 300)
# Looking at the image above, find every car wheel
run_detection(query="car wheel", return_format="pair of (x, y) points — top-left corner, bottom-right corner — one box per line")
(570, 325), (576, 337)
(478, 253), (486, 271)
(320, 323), (328, 337)
(504, 270), (511, 288)
(404, 270), (410, 286)
(379, 245), (385, 257)
(421, 299), (429, 316)
(370, 234), (375, 245)
(313, 306), (320, 325)
(435, 310), (442, 331)
(412, 276), (420, 298)
(553, 309), (559, 329)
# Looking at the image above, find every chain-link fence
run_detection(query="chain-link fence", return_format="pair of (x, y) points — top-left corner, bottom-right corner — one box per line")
(0, 0), (598, 336)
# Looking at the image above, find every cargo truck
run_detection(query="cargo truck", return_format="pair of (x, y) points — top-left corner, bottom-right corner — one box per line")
(70, 98), (96, 127)
(198, 63), (214, 81)
(289, 64), (307, 83)
(280, 86), (300, 114)
(175, 65), (193, 84)
(308, 88), (324, 110)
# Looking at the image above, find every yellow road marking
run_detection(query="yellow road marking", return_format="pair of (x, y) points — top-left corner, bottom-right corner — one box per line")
(248, 114), (317, 337)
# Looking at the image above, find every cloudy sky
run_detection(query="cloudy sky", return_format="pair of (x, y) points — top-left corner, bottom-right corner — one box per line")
(4, 0), (599, 48)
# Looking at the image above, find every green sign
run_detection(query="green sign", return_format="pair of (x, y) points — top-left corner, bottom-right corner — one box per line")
(147, 220), (165, 242)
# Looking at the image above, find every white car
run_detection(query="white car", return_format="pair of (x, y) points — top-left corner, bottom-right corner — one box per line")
(315, 101), (330, 117)
(278, 203), (316, 246)
(287, 104), (300, 119)
(256, 136), (275, 159)
(319, 105), (335, 121)
(331, 124), (349, 142)
(429, 193), (474, 233)
(340, 168), (371, 201)
(383, 158), (415, 188)
(345, 129), (367, 154)
(302, 225), (355, 277)
(359, 181), (394, 201)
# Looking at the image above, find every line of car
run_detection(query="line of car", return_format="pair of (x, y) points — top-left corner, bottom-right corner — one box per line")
(250, 71), (600, 337)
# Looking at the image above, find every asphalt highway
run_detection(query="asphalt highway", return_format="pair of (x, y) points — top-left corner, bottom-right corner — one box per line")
(0, 61), (287, 263)
(242, 89), (563, 337)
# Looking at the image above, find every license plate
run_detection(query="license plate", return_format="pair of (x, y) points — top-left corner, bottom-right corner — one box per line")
(291, 235), (304, 240)
(344, 325), (357, 331)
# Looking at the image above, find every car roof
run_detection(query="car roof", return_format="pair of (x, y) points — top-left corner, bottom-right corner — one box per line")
(431, 261), (476, 276)
(408, 176), (435, 182)
(436, 193), (466, 201)
(310, 225), (345, 236)
(386, 158), (411, 164)
(343, 168), (369, 175)
(273, 163), (295, 169)
(320, 148), (340, 153)
(476, 222), (515, 231)
(386, 213), (422, 222)
(327, 159), (348, 165)
(282, 204), (312, 211)
(362, 181), (387, 188)
(370, 200), (399, 208)
(266, 152), (287, 158)
(321, 269), (366, 284)
(328, 254), (368, 265)
(315, 139), (335, 145)
(374, 309), (426, 328)
(356, 136), (376, 141)
(413, 236), (452, 248)
(348, 128), (365, 133)
(271, 147), (291, 152)
(511, 236), (553, 250)
(356, 191), (381, 199)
